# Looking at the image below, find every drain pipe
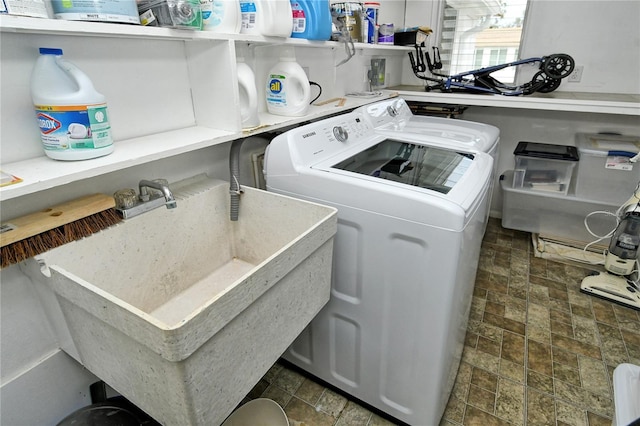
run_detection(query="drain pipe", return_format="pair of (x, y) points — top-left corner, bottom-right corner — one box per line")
(229, 138), (245, 221)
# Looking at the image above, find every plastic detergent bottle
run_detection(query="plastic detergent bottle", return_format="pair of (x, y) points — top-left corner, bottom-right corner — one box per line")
(30, 48), (114, 161)
(202, 0), (241, 33)
(237, 57), (260, 128)
(266, 47), (311, 117)
(363, 1), (380, 43)
(290, 0), (332, 40)
(239, 0), (292, 37)
(201, 0), (214, 28)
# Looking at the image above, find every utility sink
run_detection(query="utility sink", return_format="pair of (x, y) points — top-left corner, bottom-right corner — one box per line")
(23, 175), (337, 425)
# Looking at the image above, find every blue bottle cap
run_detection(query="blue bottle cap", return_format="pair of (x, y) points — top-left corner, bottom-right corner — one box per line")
(39, 48), (63, 55)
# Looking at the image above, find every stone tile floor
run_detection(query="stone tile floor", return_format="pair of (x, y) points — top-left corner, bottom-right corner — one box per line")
(238, 218), (640, 425)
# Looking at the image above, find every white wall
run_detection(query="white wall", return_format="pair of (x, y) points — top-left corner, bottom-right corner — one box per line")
(519, 0), (640, 94)
(377, 0), (409, 30)
(0, 265), (100, 425)
(401, 0), (640, 95)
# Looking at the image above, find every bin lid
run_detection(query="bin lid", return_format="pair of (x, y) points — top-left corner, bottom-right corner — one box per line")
(514, 141), (579, 161)
(576, 133), (640, 157)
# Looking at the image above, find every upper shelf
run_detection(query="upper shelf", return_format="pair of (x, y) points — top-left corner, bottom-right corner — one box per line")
(0, 93), (396, 201)
(0, 15), (412, 51)
(389, 85), (640, 116)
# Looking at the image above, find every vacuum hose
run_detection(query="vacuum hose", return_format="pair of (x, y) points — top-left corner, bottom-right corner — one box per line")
(229, 138), (245, 221)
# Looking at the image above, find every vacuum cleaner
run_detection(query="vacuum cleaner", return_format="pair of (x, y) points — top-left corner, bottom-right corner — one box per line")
(580, 184), (640, 310)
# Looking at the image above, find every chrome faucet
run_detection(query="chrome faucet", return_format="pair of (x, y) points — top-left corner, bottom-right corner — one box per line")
(138, 179), (177, 208)
(114, 179), (177, 219)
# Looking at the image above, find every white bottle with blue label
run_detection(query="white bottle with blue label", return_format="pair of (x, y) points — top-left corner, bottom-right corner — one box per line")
(237, 58), (260, 128)
(202, 0), (241, 33)
(30, 48), (114, 161)
(239, 0), (292, 36)
(266, 47), (311, 117)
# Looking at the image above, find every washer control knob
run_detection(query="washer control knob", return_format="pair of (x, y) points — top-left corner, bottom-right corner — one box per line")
(387, 106), (398, 117)
(333, 126), (348, 142)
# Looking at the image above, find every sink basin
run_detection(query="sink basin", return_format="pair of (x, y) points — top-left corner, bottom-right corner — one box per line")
(23, 175), (337, 425)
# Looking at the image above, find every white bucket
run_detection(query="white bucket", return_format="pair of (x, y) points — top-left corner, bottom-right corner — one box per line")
(221, 399), (289, 426)
(613, 363), (640, 426)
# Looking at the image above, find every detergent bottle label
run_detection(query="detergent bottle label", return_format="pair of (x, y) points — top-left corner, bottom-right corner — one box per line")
(240, 1), (257, 29)
(291, 2), (306, 33)
(210, 0), (225, 26)
(34, 103), (113, 151)
(267, 75), (287, 107)
(200, 0), (213, 24)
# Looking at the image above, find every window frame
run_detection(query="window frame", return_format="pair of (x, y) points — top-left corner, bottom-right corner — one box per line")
(421, 0), (529, 84)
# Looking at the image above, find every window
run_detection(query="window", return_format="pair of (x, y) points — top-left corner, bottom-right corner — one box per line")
(438, 0), (528, 83)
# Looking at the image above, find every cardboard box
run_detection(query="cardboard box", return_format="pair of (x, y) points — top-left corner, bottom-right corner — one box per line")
(393, 29), (430, 46)
(0, 0), (49, 18)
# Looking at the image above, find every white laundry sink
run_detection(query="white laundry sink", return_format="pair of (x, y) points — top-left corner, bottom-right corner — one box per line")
(23, 175), (337, 426)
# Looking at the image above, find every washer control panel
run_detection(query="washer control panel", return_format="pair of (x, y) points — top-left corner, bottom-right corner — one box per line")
(322, 115), (372, 144)
(283, 111), (377, 166)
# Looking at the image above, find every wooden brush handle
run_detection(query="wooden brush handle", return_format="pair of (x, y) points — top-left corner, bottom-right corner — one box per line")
(0, 194), (115, 247)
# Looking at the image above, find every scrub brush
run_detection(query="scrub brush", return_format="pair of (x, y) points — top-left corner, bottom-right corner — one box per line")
(0, 194), (122, 268)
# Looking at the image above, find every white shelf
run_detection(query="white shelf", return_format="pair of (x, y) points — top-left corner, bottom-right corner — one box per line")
(0, 127), (235, 201)
(0, 13), (405, 202)
(0, 15), (412, 51)
(390, 85), (640, 116)
(0, 93), (394, 201)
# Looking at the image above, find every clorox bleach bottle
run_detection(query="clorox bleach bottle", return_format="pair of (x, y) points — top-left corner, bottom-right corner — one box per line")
(237, 53), (260, 128)
(266, 47), (311, 117)
(31, 48), (113, 161)
(290, 0), (332, 40)
(202, 0), (241, 33)
(239, 0), (292, 36)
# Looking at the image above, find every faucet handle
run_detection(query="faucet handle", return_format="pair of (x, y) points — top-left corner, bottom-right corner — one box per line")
(114, 188), (138, 210)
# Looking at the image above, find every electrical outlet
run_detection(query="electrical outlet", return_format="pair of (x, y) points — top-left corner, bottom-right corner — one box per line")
(364, 66), (371, 83)
(568, 65), (584, 83)
(370, 58), (386, 89)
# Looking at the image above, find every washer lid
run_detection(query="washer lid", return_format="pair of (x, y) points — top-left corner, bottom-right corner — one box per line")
(329, 138), (474, 195)
(355, 98), (500, 154)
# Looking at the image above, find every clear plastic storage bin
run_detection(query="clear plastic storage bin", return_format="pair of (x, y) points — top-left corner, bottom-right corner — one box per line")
(575, 133), (640, 204)
(500, 171), (619, 244)
(512, 141), (579, 196)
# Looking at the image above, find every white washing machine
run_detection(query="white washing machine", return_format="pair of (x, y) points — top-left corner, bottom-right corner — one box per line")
(354, 98), (500, 161)
(264, 109), (495, 425)
(356, 98), (500, 232)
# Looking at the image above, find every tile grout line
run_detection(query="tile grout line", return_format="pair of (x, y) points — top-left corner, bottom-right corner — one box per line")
(585, 291), (614, 421)
(521, 233), (531, 426)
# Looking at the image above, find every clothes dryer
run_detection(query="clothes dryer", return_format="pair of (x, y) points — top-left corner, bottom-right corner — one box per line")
(265, 109), (495, 425)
